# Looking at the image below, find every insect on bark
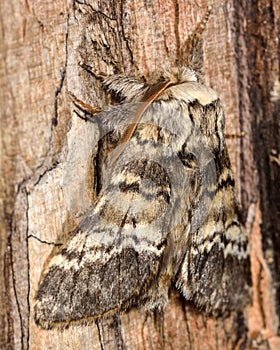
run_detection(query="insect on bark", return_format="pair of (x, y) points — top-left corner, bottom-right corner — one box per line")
(34, 7), (251, 329)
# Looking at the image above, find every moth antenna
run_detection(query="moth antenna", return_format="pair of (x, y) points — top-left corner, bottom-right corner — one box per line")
(180, 6), (212, 75)
(195, 5), (212, 38)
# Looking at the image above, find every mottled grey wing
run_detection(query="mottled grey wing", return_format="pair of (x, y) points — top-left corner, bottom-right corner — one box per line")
(176, 100), (251, 314)
(34, 156), (171, 329)
(35, 81), (177, 329)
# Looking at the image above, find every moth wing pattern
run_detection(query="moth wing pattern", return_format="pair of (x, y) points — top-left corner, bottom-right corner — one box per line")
(34, 74), (186, 329)
(175, 100), (251, 314)
(34, 87), (172, 329)
(34, 66), (251, 328)
(34, 200), (166, 329)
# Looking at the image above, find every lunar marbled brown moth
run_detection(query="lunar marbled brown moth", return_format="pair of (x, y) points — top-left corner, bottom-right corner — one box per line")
(34, 7), (251, 329)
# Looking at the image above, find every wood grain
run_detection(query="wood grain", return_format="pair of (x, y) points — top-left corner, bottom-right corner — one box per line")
(1, 0), (279, 349)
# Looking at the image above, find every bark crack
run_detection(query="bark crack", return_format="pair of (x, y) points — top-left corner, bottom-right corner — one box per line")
(10, 185), (30, 350)
(96, 315), (126, 350)
(10, 239), (25, 350)
(52, 13), (70, 127)
(96, 320), (106, 350)
(26, 11), (70, 192)
(119, 1), (135, 72)
(28, 234), (63, 246)
(25, 188), (30, 350)
(256, 259), (266, 329)
(182, 300), (194, 349)
(75, 0), (117, 21)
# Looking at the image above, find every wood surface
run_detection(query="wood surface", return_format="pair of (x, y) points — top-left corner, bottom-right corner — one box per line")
(0, 0), (279, 349)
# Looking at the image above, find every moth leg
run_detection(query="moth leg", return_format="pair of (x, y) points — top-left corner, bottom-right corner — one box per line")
(68, 91), (102, 114)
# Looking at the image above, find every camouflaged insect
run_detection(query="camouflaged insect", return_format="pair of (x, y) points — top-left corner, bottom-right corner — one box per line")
(34, 9), (251, 329)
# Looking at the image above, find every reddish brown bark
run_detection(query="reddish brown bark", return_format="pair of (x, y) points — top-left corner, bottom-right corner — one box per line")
(0, 0), (279, 349)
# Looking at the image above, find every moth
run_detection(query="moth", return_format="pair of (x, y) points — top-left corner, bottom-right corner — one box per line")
(34, 11), (251, 329)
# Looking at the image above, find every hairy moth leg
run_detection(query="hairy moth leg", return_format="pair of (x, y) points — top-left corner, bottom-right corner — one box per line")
(68, 91), (102, 114)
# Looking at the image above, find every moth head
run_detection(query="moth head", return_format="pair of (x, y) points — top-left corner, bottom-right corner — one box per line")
(162, 66), (198, 84)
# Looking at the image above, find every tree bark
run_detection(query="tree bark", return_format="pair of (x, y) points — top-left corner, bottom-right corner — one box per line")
(0, 0), (279, 349)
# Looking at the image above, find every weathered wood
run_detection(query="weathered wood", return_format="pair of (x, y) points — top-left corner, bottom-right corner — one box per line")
(1, 0), (279, 349)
